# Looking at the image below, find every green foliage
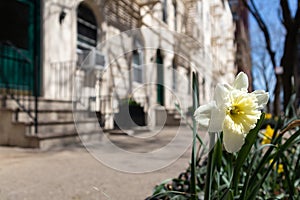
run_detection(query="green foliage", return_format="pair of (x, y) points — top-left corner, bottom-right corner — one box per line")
(119, 97), (140, 106)
(147, 112), (300, 199)
(146, 81), (300, 199)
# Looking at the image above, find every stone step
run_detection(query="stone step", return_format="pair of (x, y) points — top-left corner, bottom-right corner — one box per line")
(26, 130), (103, 150)
(13, 109), (94, 123)
(0, 105), (104, 149)
(22, 119), (100, 135)
(0, 96), (75, 110)
(0, 109), (37, 148)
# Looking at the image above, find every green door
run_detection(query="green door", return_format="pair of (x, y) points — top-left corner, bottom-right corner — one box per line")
(0, 0), (38, 94)
(156, 49), (164, 105)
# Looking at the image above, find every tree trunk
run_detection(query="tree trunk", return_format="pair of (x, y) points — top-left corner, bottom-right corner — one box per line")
(280, 29), (298, 113)
(273, 75), (281, 116)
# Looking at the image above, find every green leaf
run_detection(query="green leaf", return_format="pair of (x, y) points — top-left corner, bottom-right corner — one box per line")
(191, 72), (199, 200)
(231, 113), (265, 194)
(220, 188), (234, 200)
(170, 195), (188, 200)
(246, 129), (300, 199)
(204, 133), (216, 200)
(152, 179), (172, 195)
(293, 148), (300, 183)
(284, 93), (297, 118)
(281, 156), (295, 198)
(213, 133), (223, 171)
(239, 151), (258, 200)
(245, 117), (283, 192)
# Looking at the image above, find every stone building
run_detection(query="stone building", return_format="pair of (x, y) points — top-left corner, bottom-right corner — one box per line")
(0, 0), (235, 148)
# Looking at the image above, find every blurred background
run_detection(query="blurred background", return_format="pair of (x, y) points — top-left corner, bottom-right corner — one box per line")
(0, 0), (298, 147)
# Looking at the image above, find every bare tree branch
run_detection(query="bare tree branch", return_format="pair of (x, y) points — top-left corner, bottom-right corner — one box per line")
(280, 0), (293, 29)
(242, 0), (277, 68)
(278, 7), (285, 26)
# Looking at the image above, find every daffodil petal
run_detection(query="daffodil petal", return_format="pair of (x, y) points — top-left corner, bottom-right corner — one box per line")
(214, 83), (229, 106)
(222, 116), (245, 153)
(208, 107), (225, 132)
(194, 101), (215, 130)
(252, 90), (269, 109)
(233, 72), (248, 90)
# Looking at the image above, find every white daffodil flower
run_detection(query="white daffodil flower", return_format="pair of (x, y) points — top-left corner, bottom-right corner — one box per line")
(194, 72), (269, 153)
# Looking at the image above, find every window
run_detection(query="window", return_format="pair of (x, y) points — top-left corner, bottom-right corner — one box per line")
(156, 49), (164, 105)
(132, 50), (143, 83)
(162, 0), (168, 23)
(187, 71), (191, 95)
(173, 0), (177, 31)
(77, 3), (97, 49)
(132, 38), (143, 83)
(202, 77), (206, 99)
(172, 58), (177, 91)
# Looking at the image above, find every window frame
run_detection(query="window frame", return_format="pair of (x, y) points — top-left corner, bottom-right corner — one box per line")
(132, 49), (143, 83)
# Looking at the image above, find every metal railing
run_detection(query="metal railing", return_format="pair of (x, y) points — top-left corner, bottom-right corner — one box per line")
(50, 61), (76, 100)
(0, 41), (38, 133)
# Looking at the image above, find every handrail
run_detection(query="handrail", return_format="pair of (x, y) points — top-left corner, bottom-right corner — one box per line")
(0, 41), (38, 131)
(0, 41), (32, 63)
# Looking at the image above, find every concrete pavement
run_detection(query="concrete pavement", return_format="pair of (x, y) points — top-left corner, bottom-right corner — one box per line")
(0, 126), (193, 200)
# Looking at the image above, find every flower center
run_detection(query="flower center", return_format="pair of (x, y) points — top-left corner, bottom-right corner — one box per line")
(224, 91), (261, 134)
(229, 105), (244, 116)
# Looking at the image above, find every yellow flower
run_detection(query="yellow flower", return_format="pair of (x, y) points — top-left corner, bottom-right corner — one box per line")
(277, 164), (284, 174)
(269, 159), (284, 174)
(265, 113), (272, 119)
(262, 125), (274, 144)
(194, 72), (269, 153)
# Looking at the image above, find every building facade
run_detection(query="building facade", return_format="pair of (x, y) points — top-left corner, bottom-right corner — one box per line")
(0, 0), (235, 148)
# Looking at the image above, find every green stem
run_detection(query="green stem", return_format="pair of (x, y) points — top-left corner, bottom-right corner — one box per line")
(191, 121), (197, 200)
(191, 72), (199, 200)
(204, 133), (216, 200)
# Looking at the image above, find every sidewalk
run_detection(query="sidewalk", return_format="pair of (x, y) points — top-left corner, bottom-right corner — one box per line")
(0, 126), (193, 200)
